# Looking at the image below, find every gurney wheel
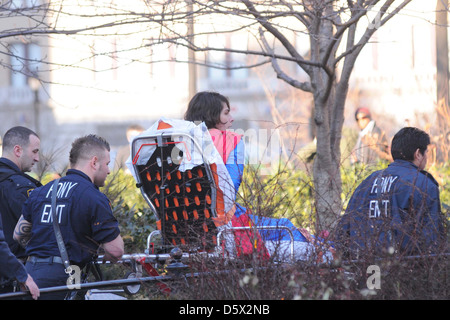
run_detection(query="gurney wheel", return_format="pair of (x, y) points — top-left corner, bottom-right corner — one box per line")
(123, 272), (141, 295)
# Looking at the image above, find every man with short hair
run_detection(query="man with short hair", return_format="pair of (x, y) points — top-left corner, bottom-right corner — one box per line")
(337, 127), (446, 259)
(14, 134), (124, 299)
(0, 126), (41, 261)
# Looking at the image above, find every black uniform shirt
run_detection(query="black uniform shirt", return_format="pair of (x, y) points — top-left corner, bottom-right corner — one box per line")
(23, 169), (120, 267)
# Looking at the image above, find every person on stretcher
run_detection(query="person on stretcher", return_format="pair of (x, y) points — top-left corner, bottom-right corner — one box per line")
(183, 91), (333, 262)
(183, 91), (268, 259)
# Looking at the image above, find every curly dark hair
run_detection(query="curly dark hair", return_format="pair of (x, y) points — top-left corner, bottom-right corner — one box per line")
(184, 91), (230, 129)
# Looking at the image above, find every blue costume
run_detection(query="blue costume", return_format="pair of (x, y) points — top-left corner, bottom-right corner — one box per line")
(22, 169), (120, 299)
(337, 160), (446, 258)
(0, 158), (41, 260)
(224, 138), (245, 197)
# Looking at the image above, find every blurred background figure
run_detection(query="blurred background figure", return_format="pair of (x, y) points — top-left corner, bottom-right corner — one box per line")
(351, 107), (391, 165)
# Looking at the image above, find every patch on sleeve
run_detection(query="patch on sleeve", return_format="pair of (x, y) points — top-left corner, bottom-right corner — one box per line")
(27, 188), (35, 197)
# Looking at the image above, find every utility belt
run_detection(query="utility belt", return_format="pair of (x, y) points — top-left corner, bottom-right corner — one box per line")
(27, 256), (65, 265)
(26, 256), (84, 269)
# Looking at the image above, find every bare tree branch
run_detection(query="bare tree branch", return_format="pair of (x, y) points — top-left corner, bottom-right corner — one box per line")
(258, 27), (312, 92)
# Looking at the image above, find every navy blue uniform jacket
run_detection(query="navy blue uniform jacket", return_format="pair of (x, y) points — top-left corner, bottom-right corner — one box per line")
(0, 158), (41, 259)
(23, 169), (120, 267)
(0, 219), (28, 285)
(337, 160), (446, 257)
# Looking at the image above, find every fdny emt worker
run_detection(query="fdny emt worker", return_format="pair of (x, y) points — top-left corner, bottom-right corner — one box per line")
(336, 127), (446, 259)
(0, 126), (41, 261)
(14, 134), (124, 299)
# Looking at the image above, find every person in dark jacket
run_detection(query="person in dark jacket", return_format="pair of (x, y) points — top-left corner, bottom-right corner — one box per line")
(14, 134), (124, 299)
(0, 218), (39, 299)
(0, 126), (41, 261)
(336, 127), (447, 259)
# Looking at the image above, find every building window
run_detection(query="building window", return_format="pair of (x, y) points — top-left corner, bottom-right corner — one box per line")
(207, 33), (248, 79)
(11, 0), (40, 8)
(207, 34), (227, 79)
(229, 33), (248, 79)
(9, 43), (41, 87)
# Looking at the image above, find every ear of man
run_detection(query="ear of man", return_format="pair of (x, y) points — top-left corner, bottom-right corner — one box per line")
(414, 148), (421, 160)
(90, 155), (100, 170)
(13, 144), (22, 158)
(413, 147), (427, 170)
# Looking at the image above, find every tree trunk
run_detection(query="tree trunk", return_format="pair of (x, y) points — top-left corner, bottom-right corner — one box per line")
(312, 91), (342, 233)
(309, 5), (343, 233)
